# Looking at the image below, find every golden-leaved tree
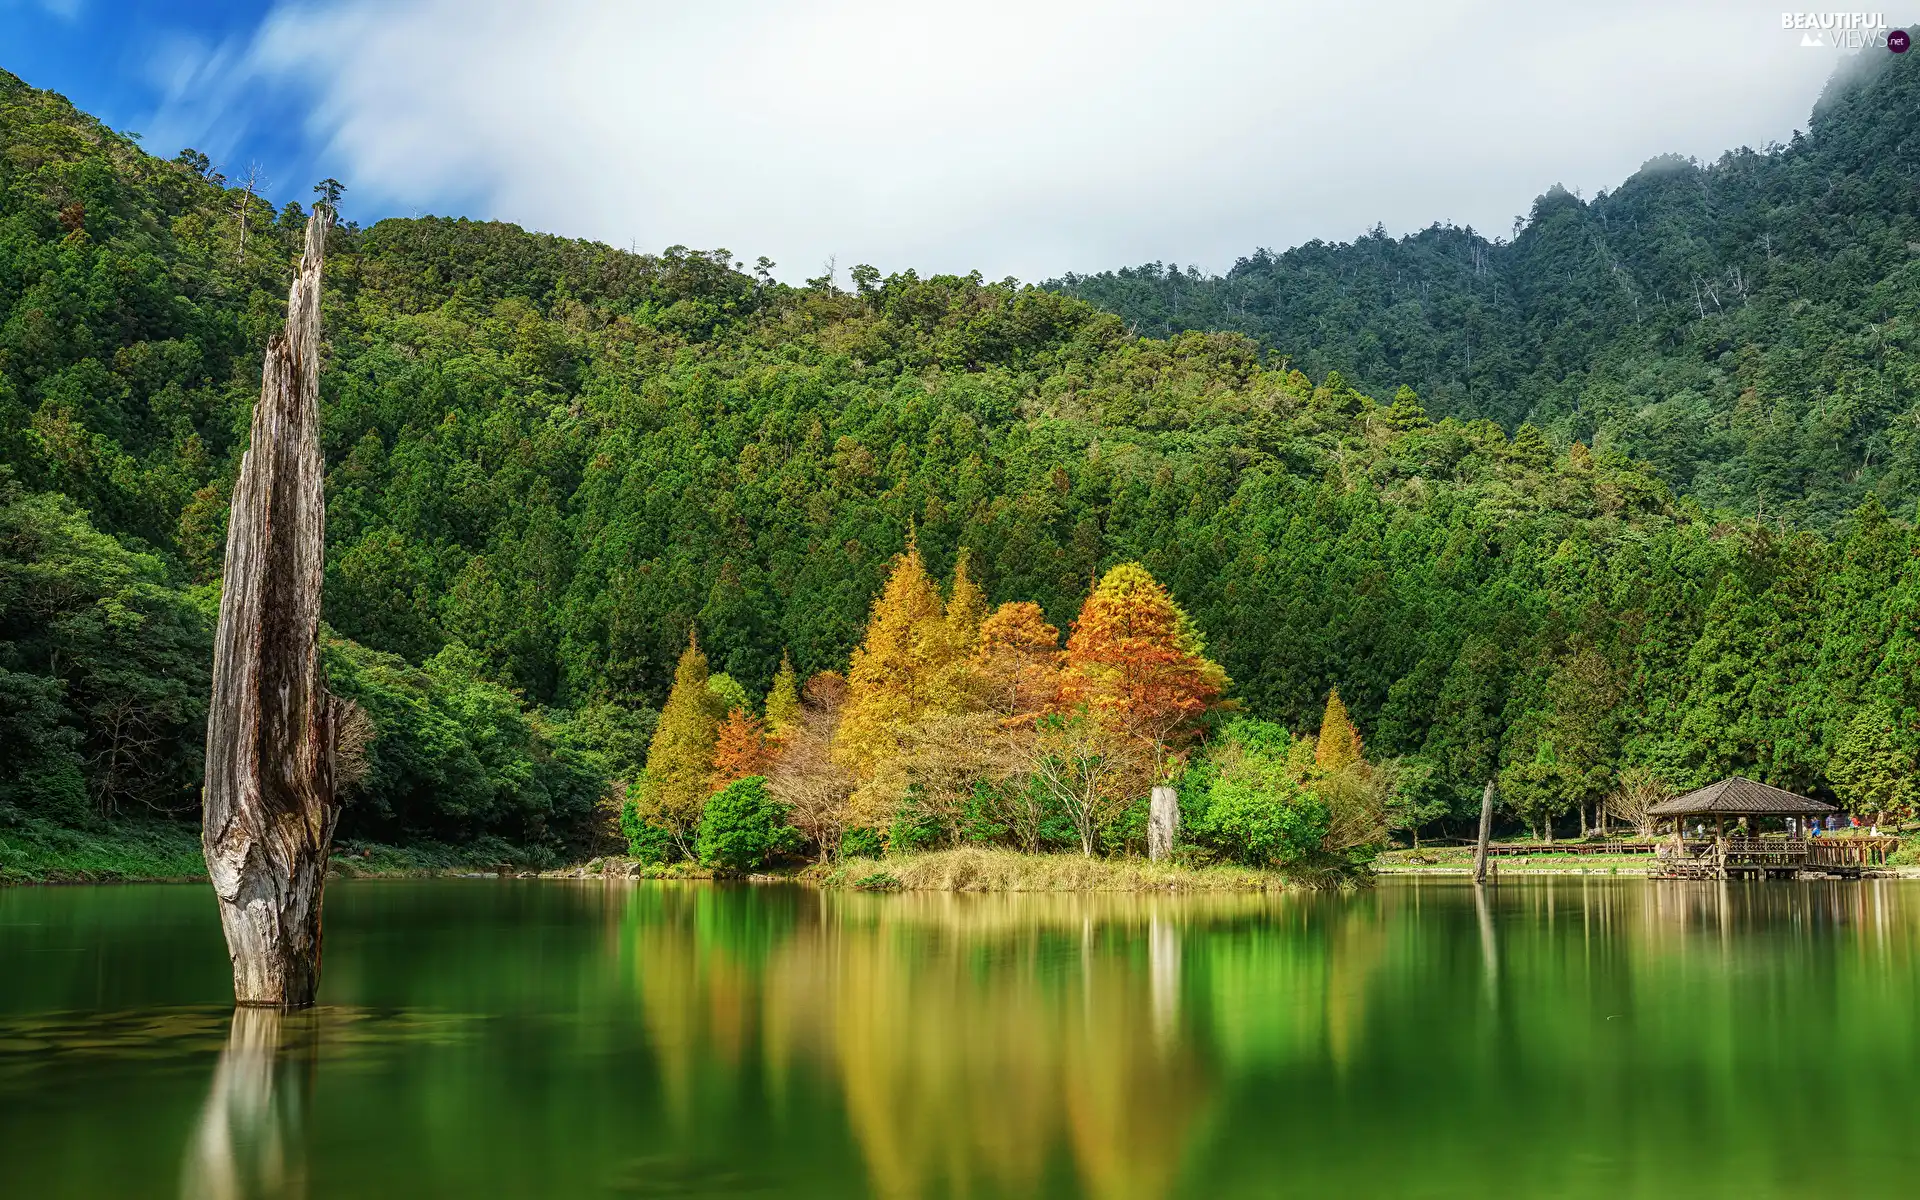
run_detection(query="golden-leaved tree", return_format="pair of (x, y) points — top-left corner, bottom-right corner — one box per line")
(764, 651), (802, 735)
(976, 601), (1061, 722)
(1310, 686), (1387, 858)
(835, 541), (981, 829)
(1314, 687), (1364, 771)
(636, 633), (720, 856)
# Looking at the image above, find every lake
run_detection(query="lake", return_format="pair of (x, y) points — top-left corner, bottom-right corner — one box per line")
(2, 877), (1917, 1198)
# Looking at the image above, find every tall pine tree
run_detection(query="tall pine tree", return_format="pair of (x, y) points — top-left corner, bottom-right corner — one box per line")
(835, 540), (956, 820)
(765, 651), (802, 735)
(1314, 688), (1364, 771)
(636, 633), (719, 855)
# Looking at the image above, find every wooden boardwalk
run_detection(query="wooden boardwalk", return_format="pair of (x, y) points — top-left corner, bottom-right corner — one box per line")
(1484, 841), (1660, 857)
(1649, 836), (1898, 880)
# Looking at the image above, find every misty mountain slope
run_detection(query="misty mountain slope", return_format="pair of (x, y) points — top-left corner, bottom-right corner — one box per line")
(1054, 44), (1920, 525)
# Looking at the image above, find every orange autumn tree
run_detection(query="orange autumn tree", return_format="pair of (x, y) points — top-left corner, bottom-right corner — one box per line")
(711, 707), (776, 791)
(975, 601), (1061, 722)
(1057, 563), (1227, 777)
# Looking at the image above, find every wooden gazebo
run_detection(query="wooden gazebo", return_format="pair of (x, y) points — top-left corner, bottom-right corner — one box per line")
(1646, 776), (1893, 878)
(1647, 775), (1837, 839)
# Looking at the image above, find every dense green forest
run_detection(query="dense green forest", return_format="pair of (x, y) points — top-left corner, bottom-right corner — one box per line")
(1055, 41), (1920, 528)
(3, 56), (1918, 869)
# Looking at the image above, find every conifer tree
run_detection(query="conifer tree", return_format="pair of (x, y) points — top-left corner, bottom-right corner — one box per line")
(835, 540), (955, 814)
(765, 651), (802, 735)
(712, 708), (774, 790)
(1314, 687), (1364, 771)
(976, 601), (1061, 721)
(944, 548), (989, 653)
(636, 633), (719, 856)
(1827, 702), (1919, 826)
(1059, 562), (1226, 775)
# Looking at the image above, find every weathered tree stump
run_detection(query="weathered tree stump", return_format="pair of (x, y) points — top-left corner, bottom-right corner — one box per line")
(1148, 784), (1179, 862)
(1472, 780), (1495, 884)
(203, 207), (338, 1008)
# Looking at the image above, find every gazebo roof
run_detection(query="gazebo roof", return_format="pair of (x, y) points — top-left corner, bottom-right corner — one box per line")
(1646, 776), (1838, 817)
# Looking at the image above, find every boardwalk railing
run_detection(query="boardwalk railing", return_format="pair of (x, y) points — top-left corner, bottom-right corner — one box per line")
(1648, 834), (1900, 878)
(1806, 837), (1898, 868)
(1484, 841), (1660, 856)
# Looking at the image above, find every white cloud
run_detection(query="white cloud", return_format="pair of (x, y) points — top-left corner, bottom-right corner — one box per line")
(223, 0), (1858, 281)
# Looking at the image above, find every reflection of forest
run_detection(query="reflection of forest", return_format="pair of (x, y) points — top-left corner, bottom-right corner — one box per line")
(626, 887), (1396, 1199)
(620, 879), (1920, 1199)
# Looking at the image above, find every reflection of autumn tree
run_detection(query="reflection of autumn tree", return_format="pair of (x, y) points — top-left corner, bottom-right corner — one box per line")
(628, 887), (795, 1127)
(810, 897), (1217, 1200)
(630, 889), (1268, 1200)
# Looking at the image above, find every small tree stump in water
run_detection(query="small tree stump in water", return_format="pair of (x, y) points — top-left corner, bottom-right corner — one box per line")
(1472, 780), (1495, 884)
(1148, 785), (1179, 862)
(203, 208), (338, 1008)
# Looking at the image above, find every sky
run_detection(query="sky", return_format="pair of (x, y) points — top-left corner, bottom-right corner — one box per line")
(3, 0), (1909, 283)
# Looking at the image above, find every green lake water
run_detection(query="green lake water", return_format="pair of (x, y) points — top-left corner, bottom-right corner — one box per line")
(2, 877), (1918, 1198)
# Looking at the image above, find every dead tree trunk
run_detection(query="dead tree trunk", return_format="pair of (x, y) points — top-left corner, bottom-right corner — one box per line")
(1472, 780), (1495, 884)
(203, 207), (338, 1008)
(1148, 785), (1179, 862)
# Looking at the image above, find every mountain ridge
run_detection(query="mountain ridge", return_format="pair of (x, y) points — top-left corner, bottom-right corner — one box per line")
(1053, 40), (1920, 526)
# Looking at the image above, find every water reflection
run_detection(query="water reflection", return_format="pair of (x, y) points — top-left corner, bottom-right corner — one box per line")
(623, 888), (1380, 1198)
(607, 878), (1920, 1199)
(181, 1009), (311, 1200)
(10, 878), (1920, 1198)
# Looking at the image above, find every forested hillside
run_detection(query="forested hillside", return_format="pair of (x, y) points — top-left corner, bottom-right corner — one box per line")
(1055, 43), (1920, 527)
(4, 62), (1919, 867)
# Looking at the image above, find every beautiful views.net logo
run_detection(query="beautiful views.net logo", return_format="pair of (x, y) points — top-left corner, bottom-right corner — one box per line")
(1781, 12), (1907, 50)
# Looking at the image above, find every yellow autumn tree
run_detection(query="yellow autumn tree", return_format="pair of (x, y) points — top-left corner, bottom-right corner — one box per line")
(1314, 688), (1364, 771)
(637, 633), (720, 856)
(835, 542), (993, 831)
(834, 541), (952, 816)
(942, 548), (989, 657)
(765, 650), (802, 735)
(1311, 686), (1385, 855)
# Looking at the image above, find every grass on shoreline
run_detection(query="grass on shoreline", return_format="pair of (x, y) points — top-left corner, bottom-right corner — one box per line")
(0, 811), (568, 886)
(804, 846), (1334, 892)
(1375, 845), (1655, 874)
(0, 812), (208, 884)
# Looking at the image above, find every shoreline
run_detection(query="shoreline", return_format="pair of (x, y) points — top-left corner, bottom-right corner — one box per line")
(13, 832), (1920, 888)
(537, 847), (1330, 892)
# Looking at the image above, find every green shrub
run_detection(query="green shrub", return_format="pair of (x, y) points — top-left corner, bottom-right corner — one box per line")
(1198, 778), (1330, 867)
(620, 798), (677, 864)
(839, 826), (885, 859)
(695, 776), (798, 875)
(1184, 718), (1334, 868)
(888, 801), (944, 854)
